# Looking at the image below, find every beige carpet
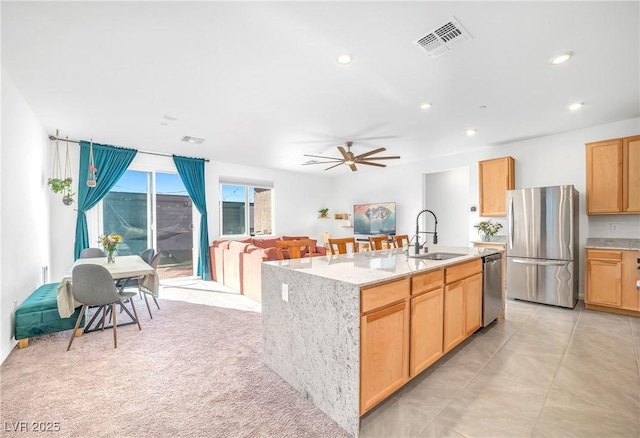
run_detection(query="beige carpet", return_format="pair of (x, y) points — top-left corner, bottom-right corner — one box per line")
(0, 295), (350, 437)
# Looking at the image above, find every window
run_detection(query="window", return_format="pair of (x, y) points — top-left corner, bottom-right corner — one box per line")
(220, 181), (273, 236)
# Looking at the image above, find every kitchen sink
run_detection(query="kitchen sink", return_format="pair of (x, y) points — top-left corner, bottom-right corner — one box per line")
(408, 252), (467, 260)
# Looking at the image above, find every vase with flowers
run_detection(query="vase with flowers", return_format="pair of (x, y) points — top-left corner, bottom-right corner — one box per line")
(99, 234), (122, 263)
(474, 219), (503, 242)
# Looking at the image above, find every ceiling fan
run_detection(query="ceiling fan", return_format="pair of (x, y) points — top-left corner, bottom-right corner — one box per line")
(302, 141), (400, 172)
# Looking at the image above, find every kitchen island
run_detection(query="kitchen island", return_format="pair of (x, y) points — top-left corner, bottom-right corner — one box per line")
(261, 245), (502, 437)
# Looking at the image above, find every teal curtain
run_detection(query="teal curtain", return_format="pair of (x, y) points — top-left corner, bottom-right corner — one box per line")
(74, 141), (137, 259)
(172, 155), (211, 280)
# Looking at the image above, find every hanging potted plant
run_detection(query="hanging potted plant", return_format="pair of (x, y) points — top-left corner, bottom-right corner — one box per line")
(48, 177), (75, 205)
(48, 132), (75, 205)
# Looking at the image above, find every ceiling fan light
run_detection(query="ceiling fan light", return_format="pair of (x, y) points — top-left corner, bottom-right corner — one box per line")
(420, 102), (432, 110)
(344, 159), (355, 165)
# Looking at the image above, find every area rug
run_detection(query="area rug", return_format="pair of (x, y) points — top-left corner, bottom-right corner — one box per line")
(0, 299), (350, 437)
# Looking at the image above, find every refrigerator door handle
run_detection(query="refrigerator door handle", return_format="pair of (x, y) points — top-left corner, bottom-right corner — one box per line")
(511, 258), (568, 266)
(508, 197), (514, 250)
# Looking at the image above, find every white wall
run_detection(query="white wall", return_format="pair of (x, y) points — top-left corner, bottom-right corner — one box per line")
(425, 167), (470, 247)
(1, 70), (51, 361)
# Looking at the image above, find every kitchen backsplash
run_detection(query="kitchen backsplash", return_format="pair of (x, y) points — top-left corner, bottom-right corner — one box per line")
(587, 215), (640, 239)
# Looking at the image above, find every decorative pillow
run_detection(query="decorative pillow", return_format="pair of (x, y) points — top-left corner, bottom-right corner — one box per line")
(252, 238), (281, 249)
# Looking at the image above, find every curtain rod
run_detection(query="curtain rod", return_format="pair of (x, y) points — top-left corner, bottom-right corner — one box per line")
(48, 134), (210, 162)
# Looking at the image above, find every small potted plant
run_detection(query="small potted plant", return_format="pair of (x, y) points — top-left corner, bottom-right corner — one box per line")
(318, 208), (329, 218)
(474, 219), (503, 242)
(48, 177), (75, 205)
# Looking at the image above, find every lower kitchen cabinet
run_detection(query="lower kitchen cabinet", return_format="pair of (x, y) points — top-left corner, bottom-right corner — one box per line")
(465, 273), (483, 336)
(410, 288), (443, 377)
(360, 280), (410, 415)
(586, 249), (639, 315)
(444, 260), (483, 353)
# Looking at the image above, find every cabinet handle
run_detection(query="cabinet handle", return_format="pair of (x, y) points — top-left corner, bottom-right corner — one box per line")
(366, 301), (406, 323)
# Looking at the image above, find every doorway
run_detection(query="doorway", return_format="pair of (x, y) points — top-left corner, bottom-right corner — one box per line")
(102, 170), (194, 279)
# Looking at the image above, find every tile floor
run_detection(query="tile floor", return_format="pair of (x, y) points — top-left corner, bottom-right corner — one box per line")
(360, 299), (640, 438)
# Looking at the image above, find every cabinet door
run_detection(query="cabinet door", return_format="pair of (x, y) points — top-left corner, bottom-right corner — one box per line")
(410, 288), (443, 377)
(621, 251), (640, 311)
(479, 156), (515, 217)
(623, 135), (640, 212)
(464, 273), (483, 336)
(360, 301), (409, 414)
(586, 139), (623, 213)
(586, 259), (622, 306)
(443, 281), (465, 353)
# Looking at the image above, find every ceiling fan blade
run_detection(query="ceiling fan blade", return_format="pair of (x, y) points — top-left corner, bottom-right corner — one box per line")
(303, 154), (342, 160)
(358, 161), (387, 167)
(337, 146), (350, 161)
(357, 155), (400, 160)
(349, 163), (358, 172)
(302, 160), (344, 166)
(355, 147), (386, 159)
(324, 162), (345, 171)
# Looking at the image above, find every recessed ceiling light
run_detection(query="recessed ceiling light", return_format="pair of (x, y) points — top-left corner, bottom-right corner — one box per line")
(550, 51), (573, 65)
(420, 102), (432, 110)
(479, 105), (487, 110)
(336, 53), (352, 65)
(160, 122), (168, 126)
(163, 114), (178, 121)
(567, 102), (584, 111)
(466, 129), (477, 136)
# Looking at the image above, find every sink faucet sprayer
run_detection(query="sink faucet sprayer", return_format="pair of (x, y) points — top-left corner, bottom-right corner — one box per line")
(414, 209), (438, 254)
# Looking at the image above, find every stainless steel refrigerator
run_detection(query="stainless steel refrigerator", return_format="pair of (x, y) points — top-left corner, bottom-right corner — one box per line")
(506, 185), (579, 308)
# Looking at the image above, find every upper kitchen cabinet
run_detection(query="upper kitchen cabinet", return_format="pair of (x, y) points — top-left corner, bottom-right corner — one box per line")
(478, 156), (515, 217)
(586, 135), (640, 214)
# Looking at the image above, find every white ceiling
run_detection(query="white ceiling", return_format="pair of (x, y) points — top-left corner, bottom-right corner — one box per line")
(3, 1), (639, 175)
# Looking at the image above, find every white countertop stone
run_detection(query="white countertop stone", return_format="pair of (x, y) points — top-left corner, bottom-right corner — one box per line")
(585, 238), (640, 250)
(263, 245), (502, 287)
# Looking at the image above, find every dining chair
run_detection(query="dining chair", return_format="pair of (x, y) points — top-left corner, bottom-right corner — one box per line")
(140, 248), (155, 264)
(368, 235), (390, 251)
(393, 234), (410, 249)
(79, 248), (106, 259)
(276, 239), (315, 260)
(328, 237), (357, 255)
(67, 264), (141, 351)
(138, 252), (161, 318)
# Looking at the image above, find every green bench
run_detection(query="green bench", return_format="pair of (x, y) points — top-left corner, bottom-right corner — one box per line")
(14, 283), (85, 348)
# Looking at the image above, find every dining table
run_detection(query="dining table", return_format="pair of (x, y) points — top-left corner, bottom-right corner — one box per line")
(57, 255), (159, 319)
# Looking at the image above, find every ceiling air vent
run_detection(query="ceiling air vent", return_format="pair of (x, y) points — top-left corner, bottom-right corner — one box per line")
(413, 17), (472, 58)
(181, 135), (205, 144)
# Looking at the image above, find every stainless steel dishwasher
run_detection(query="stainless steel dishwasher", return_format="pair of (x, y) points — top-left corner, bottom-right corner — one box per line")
(482, 253), (503, 327)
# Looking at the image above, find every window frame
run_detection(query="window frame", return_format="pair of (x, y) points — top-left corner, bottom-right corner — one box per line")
(219, 179), (274, 238)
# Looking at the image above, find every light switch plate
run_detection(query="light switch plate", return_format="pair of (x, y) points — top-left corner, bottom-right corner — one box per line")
(281, 283), (289, 302)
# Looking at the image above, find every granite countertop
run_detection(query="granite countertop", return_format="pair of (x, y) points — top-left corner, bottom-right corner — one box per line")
(263, 245), (502, 287)
(585, 238), (640, 250)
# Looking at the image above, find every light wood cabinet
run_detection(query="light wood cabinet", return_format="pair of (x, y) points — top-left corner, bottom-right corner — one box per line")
(465, 273), (483, 336)
(360, 279), (409, 414)
(409, 270), (444, 377)
(623, 136), (640, 212)
(443, 259), (483, 353)
(478, 156), (515, 217)
(586, 135), (640, 214)
(585, 249), (640, 315)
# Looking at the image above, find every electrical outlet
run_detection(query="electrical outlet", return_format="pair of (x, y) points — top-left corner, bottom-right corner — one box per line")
(13, 299), (18, 310)
(610, 223), (618, 232)
(281, 284), (289, 302)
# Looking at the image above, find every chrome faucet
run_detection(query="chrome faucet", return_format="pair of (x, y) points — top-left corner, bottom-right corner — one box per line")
(414, 209), (438, 253)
